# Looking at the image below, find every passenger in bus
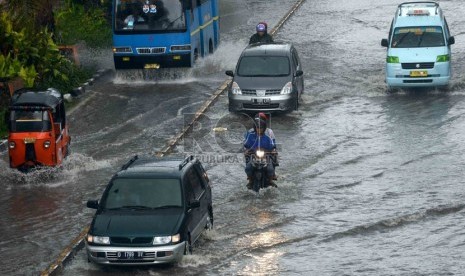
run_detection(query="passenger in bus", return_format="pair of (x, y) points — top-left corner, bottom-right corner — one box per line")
(146, 0), (169, 29)
(249, 22), (274, 44)
(124, 6), (146, 29)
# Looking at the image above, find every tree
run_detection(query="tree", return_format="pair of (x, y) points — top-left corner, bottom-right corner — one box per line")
(1, 0), (58, 35)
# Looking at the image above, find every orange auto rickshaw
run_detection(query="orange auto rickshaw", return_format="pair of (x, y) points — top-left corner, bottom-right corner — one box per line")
(7, 89), (71, 171)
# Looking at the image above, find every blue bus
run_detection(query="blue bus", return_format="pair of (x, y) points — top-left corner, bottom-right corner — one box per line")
(112, 0), (219, 69)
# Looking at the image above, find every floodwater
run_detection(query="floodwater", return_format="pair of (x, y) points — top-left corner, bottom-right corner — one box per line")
(2, 0), (465, 275)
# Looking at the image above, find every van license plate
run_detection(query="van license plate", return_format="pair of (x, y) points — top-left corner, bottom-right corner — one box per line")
(410, 70), (428, 77)
(117, 251), (143, 259)
(24, 138), (36, 144)
(252, 98), (270, 105)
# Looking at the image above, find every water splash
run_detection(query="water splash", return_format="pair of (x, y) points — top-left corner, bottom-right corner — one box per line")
(112, 39), (247, 85)
(0, 153), (114, 188)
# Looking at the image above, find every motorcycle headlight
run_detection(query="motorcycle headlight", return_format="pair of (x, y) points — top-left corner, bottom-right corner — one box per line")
(87, 234), (110, 245)
(280, 82), (292, 95)
(256, 150), (265, 158)
(231, 82), (242, 95)
(153, 234), (180, 245)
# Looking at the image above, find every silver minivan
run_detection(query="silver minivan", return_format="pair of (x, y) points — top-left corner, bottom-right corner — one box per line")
(226, 43), (304, 113)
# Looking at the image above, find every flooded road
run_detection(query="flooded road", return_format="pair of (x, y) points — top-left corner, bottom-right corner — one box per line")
(3, 0), (465, 275)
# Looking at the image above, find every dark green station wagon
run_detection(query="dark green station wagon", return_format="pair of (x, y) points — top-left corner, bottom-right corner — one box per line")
(85, 155), (213, 265)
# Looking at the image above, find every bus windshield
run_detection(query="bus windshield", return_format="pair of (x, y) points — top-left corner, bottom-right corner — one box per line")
(391, 26), (445, 48)
(114, 0), (186, 32)
(10, 110), (52, 132)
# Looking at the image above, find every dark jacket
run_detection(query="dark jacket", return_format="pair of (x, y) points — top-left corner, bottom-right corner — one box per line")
(249, 33), (274, 44)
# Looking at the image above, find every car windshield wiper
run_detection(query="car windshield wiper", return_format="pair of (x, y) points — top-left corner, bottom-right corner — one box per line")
(162, 15), (183, 30)
(107, 205), (153, 210)
(393, 31), (411, 48)
(152, 205), (182, 209)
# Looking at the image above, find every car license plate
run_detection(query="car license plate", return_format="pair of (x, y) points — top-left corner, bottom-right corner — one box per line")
(410, 70), (428, 77)
(252, 98), (270, 105)
(117, 251), (143, 260)
(144, 63), (160, 69)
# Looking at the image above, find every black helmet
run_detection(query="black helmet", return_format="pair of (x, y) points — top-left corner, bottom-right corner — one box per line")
(253, 118), (267, 133)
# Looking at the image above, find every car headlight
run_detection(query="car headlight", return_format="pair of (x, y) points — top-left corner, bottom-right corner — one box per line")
(153, 234), (180, 245)
(8, 141), (16, 149)
(231, 82), (242, 95)
(436, 55), (450, 62)
(43, 140), (51, 149)
(87, 234), (110, 245)
(113, 47), (133, 53)
(171, 45), (191, 52)
(256, 150), (265, 158)
(280, 82), (292, 95)
(386, 56), (399, 63)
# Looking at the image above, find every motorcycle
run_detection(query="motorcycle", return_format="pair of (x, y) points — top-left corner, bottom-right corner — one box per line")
(248, 148), (277, 193)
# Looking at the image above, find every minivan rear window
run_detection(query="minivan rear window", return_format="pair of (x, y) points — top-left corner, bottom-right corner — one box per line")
(391, 26), (445, 48)
(103, 178), (182, 209)
(237, 56), (290, 77)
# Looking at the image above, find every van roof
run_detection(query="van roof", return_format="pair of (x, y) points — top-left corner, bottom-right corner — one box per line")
(394, 2), (444, 27)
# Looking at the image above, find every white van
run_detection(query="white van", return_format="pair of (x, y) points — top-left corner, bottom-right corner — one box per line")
(381, 2), (455, 89)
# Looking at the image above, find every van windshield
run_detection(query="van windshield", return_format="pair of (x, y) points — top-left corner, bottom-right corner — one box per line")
(391, 26), (445, 48)
(10, 110), (52, 132)
(103, 178), (182, 210)
(237, 56), (290, 77)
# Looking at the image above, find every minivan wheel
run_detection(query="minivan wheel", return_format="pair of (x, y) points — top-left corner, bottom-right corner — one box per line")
(293, 96), (299, 111)
(184, 234), (193, 255)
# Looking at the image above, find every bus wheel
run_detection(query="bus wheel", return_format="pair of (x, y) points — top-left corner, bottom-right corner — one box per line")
(209, 40), (214, 54)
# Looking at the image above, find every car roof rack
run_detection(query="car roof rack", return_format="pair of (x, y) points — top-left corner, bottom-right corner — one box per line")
(121, 155), (138, 170)
(398, 1), (439, 16)
(179, 155), (194, 170)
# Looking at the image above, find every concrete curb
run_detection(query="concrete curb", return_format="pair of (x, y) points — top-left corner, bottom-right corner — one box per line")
(40, 226), (89, 276)
(66, 69), (113, 100)
(0, 139), (6, 153)
(40, 0), (307, 274)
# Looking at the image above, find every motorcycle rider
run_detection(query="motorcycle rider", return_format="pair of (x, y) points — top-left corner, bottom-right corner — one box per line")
(249, 22), (274, 44)
(244, 118), (277, 189)
(250, 112), (276, 144)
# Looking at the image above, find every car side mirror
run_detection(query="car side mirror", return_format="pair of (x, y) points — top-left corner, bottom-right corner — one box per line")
(381, 39), (389, 47)
(225, 70), (234, 77)
(189, 200), (200, 209)
(294, 70), (303, 77)
(448, 36), (455, 45)
(87, 200), (99, 209)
